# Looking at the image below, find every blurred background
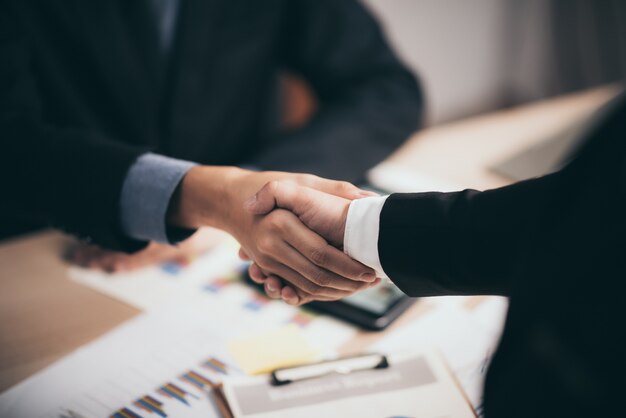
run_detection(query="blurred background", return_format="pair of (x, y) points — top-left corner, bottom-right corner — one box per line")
(285, 0), (626, 127)
(2, 2), (626, 415)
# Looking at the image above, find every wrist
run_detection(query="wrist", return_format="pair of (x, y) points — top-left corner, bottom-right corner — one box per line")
(336, 201), (350, 248)
(167, 165), (248, 231)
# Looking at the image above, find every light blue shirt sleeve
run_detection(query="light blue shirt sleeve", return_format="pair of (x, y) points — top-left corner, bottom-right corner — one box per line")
(120, 152), (197, 244)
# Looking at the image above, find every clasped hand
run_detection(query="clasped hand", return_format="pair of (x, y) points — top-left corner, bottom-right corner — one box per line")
(70, 166), (379, 305)
(238, 180), (380, 305)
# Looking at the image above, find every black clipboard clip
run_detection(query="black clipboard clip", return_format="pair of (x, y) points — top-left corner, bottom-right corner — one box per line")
(270, 353), (389, 386)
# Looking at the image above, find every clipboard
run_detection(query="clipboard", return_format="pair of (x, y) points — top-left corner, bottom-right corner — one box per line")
(221, 351), (477, 418)
(270, 353), (389, 386)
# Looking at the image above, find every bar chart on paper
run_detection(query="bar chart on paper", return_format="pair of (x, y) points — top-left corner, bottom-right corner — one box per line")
(68, 237), (245, 311)
(69, 237), (355, 353)
(0, 275), (356, 418)
(0, 303), (246, 418)
(0, 236), (358, 418)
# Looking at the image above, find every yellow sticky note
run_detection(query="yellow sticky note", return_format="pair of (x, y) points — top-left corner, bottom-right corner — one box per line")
(228, 324), (319, 375)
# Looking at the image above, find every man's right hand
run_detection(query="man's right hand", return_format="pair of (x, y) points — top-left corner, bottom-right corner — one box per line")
(242, 181), (380, 304)
(167, 166), (377, 304)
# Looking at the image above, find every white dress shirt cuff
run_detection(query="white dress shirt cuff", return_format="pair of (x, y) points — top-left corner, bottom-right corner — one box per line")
(344, 195), (389, 279)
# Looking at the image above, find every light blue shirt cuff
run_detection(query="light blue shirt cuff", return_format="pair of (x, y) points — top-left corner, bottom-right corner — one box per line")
(120, 152), (197, 244)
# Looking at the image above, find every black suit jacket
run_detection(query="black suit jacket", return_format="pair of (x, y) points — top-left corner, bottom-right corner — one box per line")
(379, 93), (626, 416)
(0, 0), (421, 250)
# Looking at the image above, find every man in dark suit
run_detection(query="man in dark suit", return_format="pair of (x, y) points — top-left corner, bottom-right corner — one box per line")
(245, 93), (626, 415)
(0, 0), (420, 280)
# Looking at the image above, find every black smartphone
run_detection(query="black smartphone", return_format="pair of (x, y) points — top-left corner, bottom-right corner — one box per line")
(243, 270), (416, 331)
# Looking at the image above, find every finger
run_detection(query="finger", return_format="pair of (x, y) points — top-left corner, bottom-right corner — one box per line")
(264, 275), (283, 299)
(261, 257), (354, 300)
(357, 190), (380, 197)
(262, 229), (371, 292)
(286, 277), (382, 306)
(286, 277), (383, 307)
(282, 275), (382, 306)
(264, 275), (282, 290)
(259, 272), (335, 306)
(246, 183), (351, 253)
(370, 277), (382, 288)
(282, 286), (322, 305)
(283, 284), (348, 306)
(248, 263), (267, 283)
(283, 241), (372, 292)
(281, 217), (375, 283)
(281, 286), (300, 305)
(239, 247), (252, 261)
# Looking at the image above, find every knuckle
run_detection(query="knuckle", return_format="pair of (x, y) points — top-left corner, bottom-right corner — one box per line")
(250, 275), (264, 284)
(264, 282), (278, 296)
(338, 181), (353, 190)
(356, 281), (370, 291)
(336, 292), (351, 301)
(249, 269), (265, 283)
(299, 174), (322, 189)
(258, 237), (277, 254)
(298, 173), (316, 184)
(266, 180), (280, 194)
(257, 238), (270, 253)
(296, 291), (313, 304)
(310, 247), (329, 265)
(309, 268), (324, 285)
(255, 254), (272, 269)
(346, 278), (366, 290)
(264, 211), (286, 232)
(342, 280), (359, 292)
(313, 270), (333, 287)
(299, 278), (321, 295)
(270, 213), (287, 230)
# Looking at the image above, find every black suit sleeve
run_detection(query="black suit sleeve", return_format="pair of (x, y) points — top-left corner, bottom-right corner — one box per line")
(378, 91), (626, 298)
(378, 172), (567, 297)
(251, 0), (423, 182)
(0, 3), (147, 251)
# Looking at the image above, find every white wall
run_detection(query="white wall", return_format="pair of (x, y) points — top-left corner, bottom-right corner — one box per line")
(363, 0), (512, 125)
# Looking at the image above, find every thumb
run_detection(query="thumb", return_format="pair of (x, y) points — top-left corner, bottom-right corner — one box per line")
(244, 181), (287, 215)
(244, 181), (311, 216)
(305, 177), (379, 200)
(244, 191), (275, 216)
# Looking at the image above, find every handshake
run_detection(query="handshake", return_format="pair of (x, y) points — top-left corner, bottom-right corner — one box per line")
(169, 166), (381, 306)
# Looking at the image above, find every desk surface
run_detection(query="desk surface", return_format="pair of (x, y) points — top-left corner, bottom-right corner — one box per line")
(0, 85), (619, 393)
